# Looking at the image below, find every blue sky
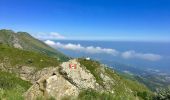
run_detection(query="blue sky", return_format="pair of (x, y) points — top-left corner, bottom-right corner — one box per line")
(0, 0), (170, 41)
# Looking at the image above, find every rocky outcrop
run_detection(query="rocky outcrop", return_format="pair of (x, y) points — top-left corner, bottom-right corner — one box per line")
(24, 59), (102, 100)
(0, 29), (152, 100)
(19, 66), (36, 82)
(12, 35), (23, 49)
(24, 67), (79, 100)
(46, 74), (79, 99)
(59, 59), (100, 90)
(0, 58), (116, 99)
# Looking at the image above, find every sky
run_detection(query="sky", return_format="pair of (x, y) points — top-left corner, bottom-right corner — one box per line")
(0, 0), (170, 41)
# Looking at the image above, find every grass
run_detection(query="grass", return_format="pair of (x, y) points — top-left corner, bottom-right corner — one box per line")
(0, 29), (69, 62)
(0, 71), (32, 100)
(17, 31), (70, 61)
(0, 44), (60, 70)
(78, 58), (153, 100)
(78, 58), (104, 86)
(105, 66), (153, 100)
(0, 43), (153, 100)
(77, 89), (115, 100)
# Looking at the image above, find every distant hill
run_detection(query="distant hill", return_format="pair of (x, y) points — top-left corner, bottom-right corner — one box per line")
(0, 29), (69, 61)
(107, 61), (170, 91)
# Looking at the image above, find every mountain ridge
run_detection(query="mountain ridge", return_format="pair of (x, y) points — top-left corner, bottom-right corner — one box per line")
(0, 29), (153, 100)
(0, 29), (69, 61)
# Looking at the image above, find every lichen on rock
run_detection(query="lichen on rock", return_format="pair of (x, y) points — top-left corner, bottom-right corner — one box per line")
(60, 59), (100, 90)
(24, 67), (79, 100)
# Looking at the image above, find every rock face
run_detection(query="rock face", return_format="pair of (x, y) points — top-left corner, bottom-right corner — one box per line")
(100, 73), (115, 90)
(60, 59), (100, 89)
(12, 34), (23, 49)
(46, 74), (79, 99)
(0, 58), (116, 99)
(24, 59), (102, 100)
(0, 57), (120, 99)
(19, 66), (36, 82)
(25, 67), (79, 100)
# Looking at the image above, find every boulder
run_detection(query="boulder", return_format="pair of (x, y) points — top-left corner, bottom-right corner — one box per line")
(24, 67), (79, 100)
(60, 59), (100, 89)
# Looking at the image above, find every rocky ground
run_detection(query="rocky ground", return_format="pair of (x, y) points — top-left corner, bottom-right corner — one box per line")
(1, 58), (119, 99)
(24, 59), (116, 100)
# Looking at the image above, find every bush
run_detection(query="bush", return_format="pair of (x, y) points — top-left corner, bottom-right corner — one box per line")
(153, 87), (170, 100)
(78, 89), (115, 100)
(0, 71), (31, 100)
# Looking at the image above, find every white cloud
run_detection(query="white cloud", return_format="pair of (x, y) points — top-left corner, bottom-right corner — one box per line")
(121, 50), (162, 61)
(44, 40), (56, 46)
(33, 32), (66, 40)
(56, 42), (84, 51)
(85, 46), (118, 56)
(45, 41), (119, 55)
(44, 40), (162, 61)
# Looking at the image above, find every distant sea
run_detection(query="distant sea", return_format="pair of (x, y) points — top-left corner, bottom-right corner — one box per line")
(54, 40), (170, 74)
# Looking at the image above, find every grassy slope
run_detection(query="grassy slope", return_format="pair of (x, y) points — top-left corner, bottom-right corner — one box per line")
(0, 71), (32, 100)
(0, 44), (62, 100)
(0, 30), (15, 46)
(0, 29), (69, 61)
(0, 44), (60, 70)
(17, 32), (69, 61)
(0, 31), (154, 99)
(78, 58), (153, 100)
(135, 75), (165, 91)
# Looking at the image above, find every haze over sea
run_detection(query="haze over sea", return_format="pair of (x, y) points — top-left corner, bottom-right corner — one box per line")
(49, 40), (170, 74)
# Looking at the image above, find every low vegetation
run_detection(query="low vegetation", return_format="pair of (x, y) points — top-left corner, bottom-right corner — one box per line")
(0, 29), (69, 61)
(153, 87), (170, 100)
(0, 31), (164, 99)
(0, 71), (31, 100)
(0, 44), (60, 70)
(77, 89), (115, 100)
(79, 58), (153, 100)
(78, 59), (104, 85)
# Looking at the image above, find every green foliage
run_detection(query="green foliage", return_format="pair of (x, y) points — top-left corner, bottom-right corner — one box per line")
(122, 79), (152, 99)
(0, 44), (60, 70)
(78, 89), (115, 100)
(0, 72), (31, 90)
(0, 29), (155, 100)
(137, 91), (151, 100)
(117, 71), (136, 81)
(17, 32), (69, 61)
(104, 65), (153, 100)
(78, 58), (153, 100)
(0, 71), (32, 100)
(78, 59), (104, 85)
(135, 75), (169, 92)
(36, 96), (56, 100)
(153, 87), (170, 100)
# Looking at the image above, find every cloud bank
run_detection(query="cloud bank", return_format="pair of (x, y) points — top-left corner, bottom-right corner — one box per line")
(52, 41), (119, 56)
(44, 40), (56, 46)
(121, 50), (162, 61)
(33, 32), (66, 40)
(45, 40), (162, 61)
